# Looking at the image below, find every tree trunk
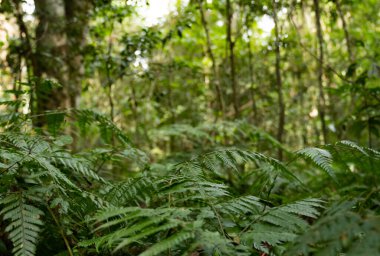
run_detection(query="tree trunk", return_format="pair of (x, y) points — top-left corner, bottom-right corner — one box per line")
(65, 0), (92, 108)
(197, 0), (225, 117)
(33, 0), (91, 126)
(226, 0), (240, 119)
(313, 0), (328, 144)
(34, 0), (68, 120)
(246, 21), (258, 122)
(273, 0), (285, 160)
(335, 0), (353, 61)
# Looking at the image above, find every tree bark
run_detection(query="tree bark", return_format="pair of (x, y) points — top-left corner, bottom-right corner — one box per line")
(272, 0), (285, 160)
(226, 0), (240, 119)
(313, 0), (328, 144)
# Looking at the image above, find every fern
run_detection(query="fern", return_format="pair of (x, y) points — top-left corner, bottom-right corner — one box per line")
(73, 109), (131, 145)
(215, 195), (263, 217)
(297, 140), (380, 182)
(150, 120), (286, 152)
(103, 175), (159, 206)
(80, 143), (327, 255)
(296, 147), (337, 181)
(159, 175), (230, 205)
(139, 230), (194, 256)
(53, 151), (105, 183)
(332, 140), (380, 172)
(152, 124), (212, 144)
(83, 190), (324, 255)
(178, 148), (300, 183)
(0, 192), (44, 256)
(288, 201), (380, 255)
(2, 103), (379, 256)
(193, 230), (251, 255)
(260, 199), (323, 238)
(79, 207), (189, 252)
(239, 199), (324, 254)
(242, 224), (297, 254)
(0, 131), (108, 256)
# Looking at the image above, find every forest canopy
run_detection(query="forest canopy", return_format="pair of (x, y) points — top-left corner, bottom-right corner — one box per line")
(0, 0), (379, 255)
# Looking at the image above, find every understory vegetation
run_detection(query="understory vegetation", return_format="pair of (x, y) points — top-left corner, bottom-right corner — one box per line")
(0, 105), (379, 255)
(0, 0), (379, 255)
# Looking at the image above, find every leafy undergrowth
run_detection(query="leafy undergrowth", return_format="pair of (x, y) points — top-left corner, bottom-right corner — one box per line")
(0, 111), (379, 256)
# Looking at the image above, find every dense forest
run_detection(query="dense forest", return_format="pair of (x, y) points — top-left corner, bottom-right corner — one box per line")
(0, 0), (379, 255)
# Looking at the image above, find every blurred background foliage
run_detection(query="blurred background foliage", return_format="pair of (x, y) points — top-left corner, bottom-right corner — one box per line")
(0, 0), (378, 156)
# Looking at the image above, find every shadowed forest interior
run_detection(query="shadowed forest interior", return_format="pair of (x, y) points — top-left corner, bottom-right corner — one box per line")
(0, 0), (379, 255)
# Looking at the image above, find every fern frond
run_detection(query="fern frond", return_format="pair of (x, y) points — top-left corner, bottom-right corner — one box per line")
(73, 109), (131, 145)
(0, 133), (79, 189)
(160, 176), (230, 205)
(296, 147), (337, 181)
(239, 198), (324, 254)
(34, 157), (78, 188)
(288, 208), (380, 256)
(242, 223), (297, 253)
(53, 152), (105, 182)
(0, 192), (44, 256)
(261, 199), (324, 233)
(112, 220), (181, 252)
(275, 198), (324, 219)
(103, 175), (159, 206)
(337, 140), (370, 156)
(216, 195), (263, 217)
(179, 148), (300, 182)
(195, 230), (250, 255)
(333, 140), (380, 167)
(80, 206), (189, 253)
(139, 230), (194, 256)
(152, 124), (212, 143)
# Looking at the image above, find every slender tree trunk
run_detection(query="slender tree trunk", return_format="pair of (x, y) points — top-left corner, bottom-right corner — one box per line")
(12, 0), (39, 117)
(246, 26), (258, 122)
(335, 0), (356, 129)
(273, 0), (285, 160)
(11, 25), (22, 113)
(226, 0), (240, 119)
(297, 72), (308, 146)
(105, 24), (115, 123)
(197, 0), (225, 117)
(167, 64), (176, 152)
(335, 0), (353, 61)
(130, 79), (139, 138)
(313, 0), (328, 144)
(296, 6), (308, 146)
(65, 0), (92, 108)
